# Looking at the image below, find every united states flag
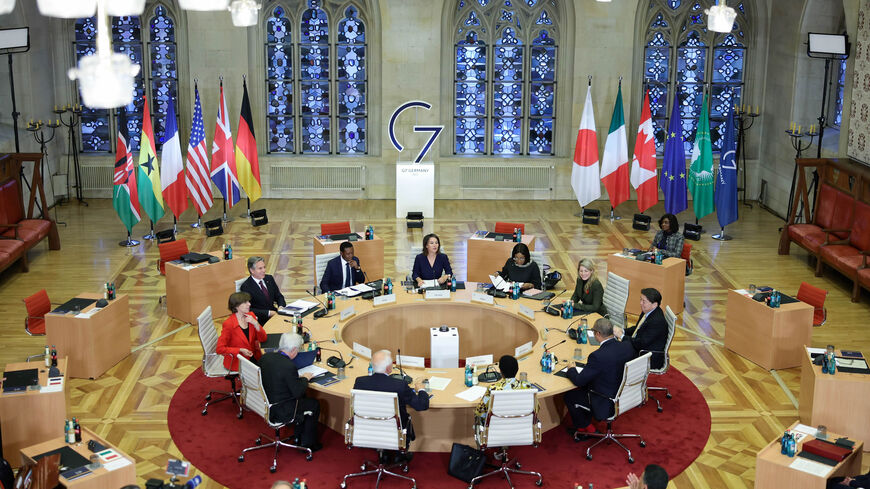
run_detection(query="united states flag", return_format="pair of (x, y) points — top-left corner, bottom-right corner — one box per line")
(184, 85), (213, 216)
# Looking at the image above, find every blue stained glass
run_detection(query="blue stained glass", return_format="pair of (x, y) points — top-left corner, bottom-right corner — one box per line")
(339, 117), (366, 153)
(533, 30), (554, 45)
(455, 82), (486, 116)
(529, 27), (556, 155)
(112, 16), (140, 42)
(677, 47), (706, 83)
(458, 0), (465, 10)
(834, 58), (847, 126)
(149, 5), (177, 149)
(455, 117), (486, 154)
(301, 45), (329, 79)
(339, 6), (365, 43)
(300, 81), (329, 115)
(681, 123), (695, 155)
(710, 119), (724, 152)
(683, 30), (705, 47)
(477, 0), (489, 5)
(529, 118), (553, 155)
(267, 7), (291, 43)
(465, 11), (481, 26)
(75, 17), (97, 41)
(301, 5), (328, 43)
(268, 117), (294, 152)
(530, 84), (554, 116)
(267, 44), (293, 79)
(710, 85), (741, 117)
(337, 45), (366, 80)
(299, 0), (330, 155)
(720, 33), (739, 46)
(535, 9), (552, 25)
(690, 13), (702, 24)
(738, 2), (745, 14)
(80, 115), (110, 152)
(501, 9), (513, 22)
(493, 117), (522, 154)
(530, 45), (555, 81)
(267, 6), (293, 153)
(652, 13), (668, 28)
(647, 84), (667, 119)
(526, 0), (537, 5)
(712, 44), (744, 82)
(678, 83), (703, 120)
(644, 47), (670, 82)
(494, 83), (522, 117)
(338, 82), (366, 115)
(301, 117), (330, 153)
(267, 81), (293, 116)
(691, 2), (701, 10)
(649, 31), (669, 47)
(667, 0), (681, 9)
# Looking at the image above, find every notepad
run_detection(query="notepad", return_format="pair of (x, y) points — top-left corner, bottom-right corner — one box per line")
(789, 457), (832, 477)
(426, 377), (452, 391)
(455, 385), (487, 401)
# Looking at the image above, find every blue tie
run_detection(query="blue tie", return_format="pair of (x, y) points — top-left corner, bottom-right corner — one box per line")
(345, 263), (352, 287)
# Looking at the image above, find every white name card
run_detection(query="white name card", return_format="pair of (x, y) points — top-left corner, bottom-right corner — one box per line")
(515, 341), (533, 358)
(353, 342), (371, 358)
(340, 306), (356, 321)
(466, 354), (493, 367)
(396, 354), (426, 368)
(373, 294), (396, 306)
(425, 289), (451, 300)
(518, 304), (535, 320)
(471, 292), (494, 305)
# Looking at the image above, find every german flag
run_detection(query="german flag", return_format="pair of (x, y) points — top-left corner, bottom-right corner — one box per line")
(234, 78), (261, 203)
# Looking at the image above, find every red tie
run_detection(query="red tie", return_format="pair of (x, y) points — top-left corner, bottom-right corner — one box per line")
(259, 280), (269, 300)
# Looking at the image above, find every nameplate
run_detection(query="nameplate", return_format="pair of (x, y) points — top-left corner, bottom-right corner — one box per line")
(373, 294), (396, 306)
(471, 292), (494, 305)
(515, 341), (533, 358)
(353, 342), (371, 358)
(425, 290), (451, 300)
(518, 305), (535, 320)
(340, 306), (356, 321)
(396, 354), (426, 368)
(332, 323), (340, 343)
(466, 354), (493, 367)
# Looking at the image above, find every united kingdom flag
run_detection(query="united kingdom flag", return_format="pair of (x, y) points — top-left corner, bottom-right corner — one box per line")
(210, 80), (240, 208)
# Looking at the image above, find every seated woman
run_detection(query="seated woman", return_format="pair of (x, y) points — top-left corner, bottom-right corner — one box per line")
(650, 213), (684, 259)
(570, 258), (608, 316)
(216, 291), (268, 371)
(499, 243), (542, 290)
(412, 233), (453, 287)
(474, 355), (535, 422)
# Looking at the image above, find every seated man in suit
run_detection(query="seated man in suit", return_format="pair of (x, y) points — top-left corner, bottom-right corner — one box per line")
(619, 288), (669, 370)
(353, 349), (429, 460)
(240, 256), (286, 325)
(627, 464), (669, 489)
(259, 332), (322, 451)
(319, 241), (365, 293)
(564, 318), (636, 439)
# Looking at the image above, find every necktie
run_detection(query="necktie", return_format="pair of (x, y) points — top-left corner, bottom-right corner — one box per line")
(345, 263), (352, 287)
(259, 280), (269, 300)
(633, 313), (647, 338)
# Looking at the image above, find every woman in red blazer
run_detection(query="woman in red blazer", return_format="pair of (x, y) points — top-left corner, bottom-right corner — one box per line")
(216, 292), (268, 371)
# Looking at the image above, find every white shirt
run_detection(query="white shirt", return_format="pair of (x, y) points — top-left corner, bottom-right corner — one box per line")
(341, 259), (353, 287)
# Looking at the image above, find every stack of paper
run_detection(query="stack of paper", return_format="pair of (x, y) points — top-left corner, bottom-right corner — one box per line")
(489, 275), (511, 292)
(280, 299), (319, 315)
(337, 284), (374, 297)
(455, 385), (487, 401)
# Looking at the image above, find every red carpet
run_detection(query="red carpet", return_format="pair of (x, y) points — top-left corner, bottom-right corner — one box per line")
(169, 368), (710, 488)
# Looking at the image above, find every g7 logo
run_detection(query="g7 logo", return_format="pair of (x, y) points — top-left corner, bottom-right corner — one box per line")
(388, 101), (444, 163)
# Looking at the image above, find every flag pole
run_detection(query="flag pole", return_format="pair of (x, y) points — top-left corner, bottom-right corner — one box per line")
(712, 226), (732, 241)
(143, 220), (155, 240)
(173, 216), (177, 236)
(191, 216), (201, 228)
(222, 200), (231, 223)
(118, 229), (140, 247)
(239, 197), (251, 219)
(610, 206), (621, 221)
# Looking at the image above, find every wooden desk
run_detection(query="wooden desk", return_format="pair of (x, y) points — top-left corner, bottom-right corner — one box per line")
(605, 254), (685, 315)
(0, 359), (68, 465)
(724, 290), (813, 370)
(45, 293), (130, 379)
(265, 285), (596, 452)
(755, 421), (863, 489)
(466, 234), (536, 283)
(20, 427), (136, 488)
(165, 253), (247, 324)
(799, 348), (870, 451)
(314, 234), (385, 282)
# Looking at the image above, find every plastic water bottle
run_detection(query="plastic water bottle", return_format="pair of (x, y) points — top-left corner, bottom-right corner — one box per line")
(465, 365), (473, 387)
(44, 345), (51, 367)
(580, 325), (588, 344)
(185, 475), (202, 488)
(516, 227), (522, 242)
(655, 250), (663, 265)
(387, 278), (393, 294)
(787, 433), (796, 457)
(365, 226), (371, 240)
(368, 362), (373, 375)
(780, 432), (789, 454)
(223, 244), (229, 260)
(451, 276), (457, 292)
(567, 300), (574, 319)
(512, 228), (518, 242)
(540, 351), (547, 372)
(511, 282), (519, 300)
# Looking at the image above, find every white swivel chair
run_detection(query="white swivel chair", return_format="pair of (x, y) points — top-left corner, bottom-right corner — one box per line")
(314, 251), (340, 293)
(646, 305), (677, 413)
(196, 306), (242, 418)
(529, 251), (546, 288)
(234, 277), (247, 292)
(602, 271), (630, 329)
(341, 389), (416, 489)
(237, 355), (313, 472)
(470, 389), (543, 489)
(579, 352), (651, 463)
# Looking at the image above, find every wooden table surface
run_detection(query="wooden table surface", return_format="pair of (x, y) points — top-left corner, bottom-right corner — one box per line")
(314, 233), (385, 282)
(165, 253), (247, 324)
(466, 234), (536, 283)
(605, 254), (685, 315)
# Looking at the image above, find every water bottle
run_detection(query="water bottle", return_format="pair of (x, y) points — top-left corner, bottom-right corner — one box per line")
(511, 282), (519, 300)
(387, 278), (393, 294)
(655, 250), (663, 265)
(73, 417), (81, 442)
(826, 347), (837, 375)
(384, 279), (390, 295)
(465, 365), (473, 387)
(512, 228), (518, 242)
(223, 244), (229, 260)
(787, 433), (796, 457)
(540, 351), (548, 372)
(516, 227), (522, 242)
(185, 475), (202, 488)
(451, 276), (457, 292)
(580, 325), (588, 344)
(227, 243), (233, 260)
(562, 301), (569, 319)
(567, 300), (574, 319)
(51, 346), (58, 367)
(44, 345), (51, 368)
(781, 432), (789, 454)
(368, 362), (373, 375)
(365, 226), (371, 240)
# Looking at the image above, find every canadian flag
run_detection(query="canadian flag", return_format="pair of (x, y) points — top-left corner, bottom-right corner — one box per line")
(630, 90), (658, 213)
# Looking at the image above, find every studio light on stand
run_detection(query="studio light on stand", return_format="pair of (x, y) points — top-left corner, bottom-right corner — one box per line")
(179, 0), (230, 11)
(67, 0), (140, 109)
(229, 0), (260, 27)
(37, 0), (96, 18)
(0, 26), (30, 152)
(704, 0), (737, 33)
(0, 0), (15, 15)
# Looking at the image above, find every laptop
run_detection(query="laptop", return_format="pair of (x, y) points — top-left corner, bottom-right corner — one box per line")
(326, 233), (362, 242)
(292, 350), (316, 369)
(485, 232), (515, 241)
(52, 298), (97, 314)
(2, 368), (39, 392)
(180, 252), (212, 264)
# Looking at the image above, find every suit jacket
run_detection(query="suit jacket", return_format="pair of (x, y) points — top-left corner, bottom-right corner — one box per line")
(829, 470), (870, 488)
(623, 306), (668, 370)
(411, 253), (452, 281)
(353, 373), (429, 441)
(567, 337), (636, 421)
(259, 351), (311, 424)
(215, 312), (268, 371)
(240, 275), (286, 325)
(320, 255), (365, 292)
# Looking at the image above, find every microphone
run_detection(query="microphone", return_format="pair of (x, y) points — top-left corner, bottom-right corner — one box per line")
(544, 339), (566, 353)
(282, 319), (312, 343)
(390, 349), (413, 384)
(306, 289), (328, 318)
(546, 315), (585, 337)
(543, 290), (566, 316)
(477, 364), (502, 383)
(318, 346), (346, 368)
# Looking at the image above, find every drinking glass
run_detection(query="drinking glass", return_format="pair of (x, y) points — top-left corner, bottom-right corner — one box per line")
(518, 372), (528, 383)
(573, 348), (585, 362)
(337, 366), (346, 380)
(748, 284), (756, 294)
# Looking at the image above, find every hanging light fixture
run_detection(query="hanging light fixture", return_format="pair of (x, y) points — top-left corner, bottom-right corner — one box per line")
(705, 0), (737, 33)
(68, 0), (140, 109)
(36, 0), (96, 18)
(179, 0), (231, 11)
(229, 0), (260, 27)
(595, 0), (612, 2)
(0, 0), (15, 15)
(106, 0), (146, 16)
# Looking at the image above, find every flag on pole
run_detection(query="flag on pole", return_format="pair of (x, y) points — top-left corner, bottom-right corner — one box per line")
(572, 85), (601, 207)
(234, 78), (262, 203)
(688, 93), (715, 219)
(600, 83), (630, 209)
(112, 108), (140, 232)
(210, 80), (240, 208)
(185, 83), (213, 217)
(630, 90), (658, 213)
(716, 104), (739, 228)
(160, 96), (188, 219)
(136, 96), (165, 222)
(660, 93), (687, 215)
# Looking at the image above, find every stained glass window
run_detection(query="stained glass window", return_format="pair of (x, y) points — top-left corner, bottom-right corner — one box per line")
(266, 5), (294, 153)
(833, 58), (847, 128)
(453, 0), (559, 156)
(642, 0), (749, 153)
(337, 6), (366, 154)
(149, 5), (178, 150)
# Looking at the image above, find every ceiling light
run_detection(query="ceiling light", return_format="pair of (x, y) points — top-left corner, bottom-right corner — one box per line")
(0, 0), (15, 15)
(229, 0), (259, 26)
(106, 0), (146, 16)
(179, 0), (231, 11)
(705, 0), (737, 33)
(595, 0), (612, 2)
(36, 0), (96, 18)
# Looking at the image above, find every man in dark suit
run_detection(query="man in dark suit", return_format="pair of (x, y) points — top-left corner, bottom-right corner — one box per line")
(620, 288), (669, 370)
(564, 318), (636, 438)
(259, 332), (322, 451)
(240, 256), (286, 325)
(319, 241), (365, 292)
(828, 468), (870, 489)
(353, 349), (429, 458)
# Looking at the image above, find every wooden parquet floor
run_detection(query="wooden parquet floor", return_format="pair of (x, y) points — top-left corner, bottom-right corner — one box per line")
(1, 198), (869, 489)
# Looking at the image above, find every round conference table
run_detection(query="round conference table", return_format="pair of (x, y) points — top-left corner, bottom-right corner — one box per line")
(264, 285), (602, 452)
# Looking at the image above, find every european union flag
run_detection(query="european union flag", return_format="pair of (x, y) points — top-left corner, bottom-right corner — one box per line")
(716, 104), (739, 228)
(660, 93), (687, 215)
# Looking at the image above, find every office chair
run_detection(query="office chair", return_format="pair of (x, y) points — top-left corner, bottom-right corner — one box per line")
(645, 306), (676, 413)
(157, 239), (189, 275)
(321, 221), (351, 236)
(602, 272), (629, 329)
(314, 251), (340, 293)
(196, 306), (243, 418)
(494, 222), (525, 234)
(796, 282), (828, 326)
(341, 389), (416, 489)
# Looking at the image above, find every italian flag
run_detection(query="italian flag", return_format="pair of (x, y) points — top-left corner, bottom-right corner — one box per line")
(600, 84), (630, 209)
(571, 86), (600, 207)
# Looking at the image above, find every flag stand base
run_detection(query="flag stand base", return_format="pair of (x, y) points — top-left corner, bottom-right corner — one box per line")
(190, 221), (201, 228)
(711, 233), (732, 241)
(222, 213), (234, 223)
(609, 208), (621, 221)
(118, 238), (140, 247)
(142, 233), (155, 240)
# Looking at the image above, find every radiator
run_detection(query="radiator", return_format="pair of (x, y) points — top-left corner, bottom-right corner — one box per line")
(270, 165), (365, 190)
(81, 165), (113, 190)
(461, 165), (552, 190)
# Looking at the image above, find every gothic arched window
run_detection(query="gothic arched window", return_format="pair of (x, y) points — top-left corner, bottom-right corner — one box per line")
(453, 0), (560, 156)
